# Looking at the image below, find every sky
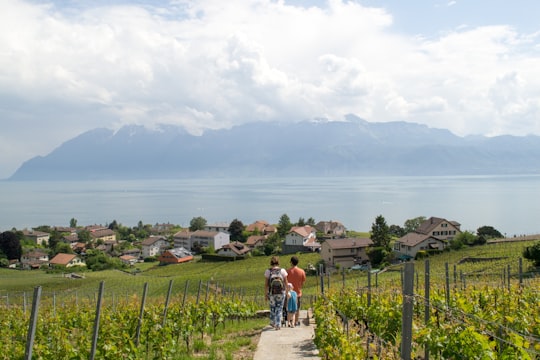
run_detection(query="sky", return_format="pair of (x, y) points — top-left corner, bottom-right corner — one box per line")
(1, 0), (540, 179)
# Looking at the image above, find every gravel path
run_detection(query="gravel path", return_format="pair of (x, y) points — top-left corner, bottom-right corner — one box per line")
(253, 310), (320, 360)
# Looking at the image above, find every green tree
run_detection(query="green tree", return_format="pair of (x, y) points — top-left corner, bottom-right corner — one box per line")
(403, 216), (426, 234)
(78, 229), (92, 245)
(523, 242), (540, 267)
(0, 231), (22, 260)
(455, 231), (477, 246)
(70, 218), (77, 228)
(228, 219), (245, 242)
(476, 226), (503, 239)
(189, 216), (207, 231)
(277, 214), (292, 237)
(263, 233), (281, 256)
(371, 215), (391, 249)
(297, 217), (306, 226)
(389, 224), (405, 237)
(306, 217), (316, 226)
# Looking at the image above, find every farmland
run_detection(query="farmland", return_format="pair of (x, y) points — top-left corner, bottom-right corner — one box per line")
(1, 240), (539, 359)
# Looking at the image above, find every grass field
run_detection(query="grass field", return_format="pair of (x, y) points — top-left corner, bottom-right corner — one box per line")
(1, 240), (538, 307)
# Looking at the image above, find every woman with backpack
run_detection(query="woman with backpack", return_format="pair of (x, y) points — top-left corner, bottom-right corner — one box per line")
(264, 256), (288, 330)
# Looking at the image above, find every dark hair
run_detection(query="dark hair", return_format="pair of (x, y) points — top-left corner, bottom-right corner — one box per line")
(270, 256), (280, 266)
(290, 256), (299, 266)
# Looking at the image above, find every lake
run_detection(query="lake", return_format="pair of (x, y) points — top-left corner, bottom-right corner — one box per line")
(1, 175), (539, 236)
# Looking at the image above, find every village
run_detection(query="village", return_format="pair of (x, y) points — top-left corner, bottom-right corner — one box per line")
(2, 216), (468, 272)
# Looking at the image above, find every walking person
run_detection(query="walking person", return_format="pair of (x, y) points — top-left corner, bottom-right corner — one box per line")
(287, 255), (306, 326)
(264, 256), (288, 330)
(286, 283), (298, 327)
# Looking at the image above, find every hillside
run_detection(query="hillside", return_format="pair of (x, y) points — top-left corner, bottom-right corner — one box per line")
(8, 116), (540, 180)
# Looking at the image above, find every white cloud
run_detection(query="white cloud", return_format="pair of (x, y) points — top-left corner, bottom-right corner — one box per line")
(0, 0), (540, 178)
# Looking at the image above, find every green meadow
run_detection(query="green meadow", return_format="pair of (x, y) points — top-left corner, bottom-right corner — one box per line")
(1, 239), (538, 306)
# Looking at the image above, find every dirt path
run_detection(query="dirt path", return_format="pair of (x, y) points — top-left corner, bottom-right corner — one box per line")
(253, 310), (320, 360)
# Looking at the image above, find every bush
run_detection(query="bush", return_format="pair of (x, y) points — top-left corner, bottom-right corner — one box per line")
(523, 242), (540, 267)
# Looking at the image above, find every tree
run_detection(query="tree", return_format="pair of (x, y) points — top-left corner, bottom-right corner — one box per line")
(306, 217), (316, 226)
(476, 226), (503, 239)
(189, 216), (207, 231)
(228, 219), (245, 242)
(455, 231), (477, 246)
(70, 218), (77, 228)
(523, 242), (540, 267)
(370, 215), (391, 249)
(297, 217), (306, 226)
(78, 229), (92, 244)
(0, 231), (22, 260)
(403, 216), (426, 234)
(277, 214), (292, 237)
(389, 224), (405, 237)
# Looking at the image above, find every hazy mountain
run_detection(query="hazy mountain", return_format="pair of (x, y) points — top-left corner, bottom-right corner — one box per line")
(8, 116), (540, 180)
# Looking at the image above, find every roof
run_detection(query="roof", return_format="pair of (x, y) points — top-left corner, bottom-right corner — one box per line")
(119, 255), (137, 261)
(22, 229), (50, 237)
(246, 235), (266, 246)
(50, 253), (78, 265)
(289, 225), (315, 238)
(246, 220), (270, 232)
(396, 232), (444, 247)
(173, 230), (193, 238)
(221, 241), (250, 255)
(90, 228), (115, 239)
(166, 247), (193, 258)
(416, 217), (461, 235)
(141, 236), (168, 246)
(324, 238), (373, 249)
(191, 230), (220, 237)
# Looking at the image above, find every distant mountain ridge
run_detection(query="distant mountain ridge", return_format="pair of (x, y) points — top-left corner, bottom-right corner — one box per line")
(9, 116), (540, 180)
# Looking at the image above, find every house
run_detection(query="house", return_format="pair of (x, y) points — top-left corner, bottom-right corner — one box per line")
(315, 221), (347, 237)
(204, 222), (230, 233)
(21, 250), (49, 269)
(151, 223), (175, 235)
(21, 229), (50, 246)
(245, 235), (267, 249)
(121, 248), (141, 259)
(393, 233), (447, 260)
(62, 233), (79, 248)
(282, 225), (321, 254)
(320, 238), (373, 268)
(141, 236), (170, 258)
(190, 230), (230, 252)
(415, 217), (461, 241)
(246, 220), (277, 235)
(173, 230), (193, 249)
(119, 254), (138, 266)
(393, 217), (461, 259)
(89, 228), (116, 243)
(158, 247), (194, 264)
(216, 241), (251, 257)
(49, 253), (86, 268)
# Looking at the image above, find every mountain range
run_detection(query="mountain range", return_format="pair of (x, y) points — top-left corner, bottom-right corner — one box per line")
(9, 115), (540, 180)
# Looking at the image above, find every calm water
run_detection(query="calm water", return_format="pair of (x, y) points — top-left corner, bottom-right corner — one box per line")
(1, 175), (539, 236)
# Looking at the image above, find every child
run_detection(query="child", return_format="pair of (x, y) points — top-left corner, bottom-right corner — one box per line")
(286, 283), (298, 327)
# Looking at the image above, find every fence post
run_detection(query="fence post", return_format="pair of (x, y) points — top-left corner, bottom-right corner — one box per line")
(89, 281), (105, 360)
(401, 262), (414, 360)
(445, 263), (450, 307)
(519, 258), (523, 287)
(182, 280), (189, 307)
(424, 260), (430, 360)
(319, 264), (324, 295)
(507, 265), (511, 290)
(24, 286), (42, 360)
(367, 267), (372, 307)
(135, 282), (148, 347)
(196, 279), (202, 304)
(162, 280), (174, 327)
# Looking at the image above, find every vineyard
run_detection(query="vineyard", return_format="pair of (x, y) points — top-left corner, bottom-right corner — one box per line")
(1, 241), (540, 359)
(312, 240), (540, 359)
(0, 283), (265, 359)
